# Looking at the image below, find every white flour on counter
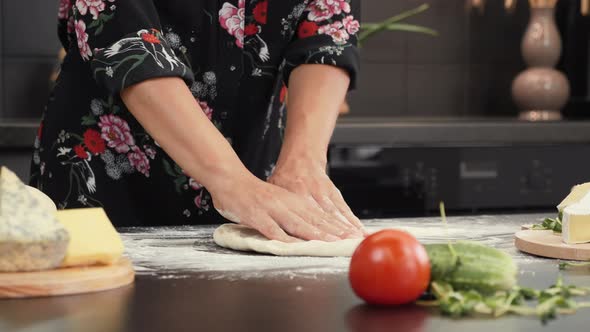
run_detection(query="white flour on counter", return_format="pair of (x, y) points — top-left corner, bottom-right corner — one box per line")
(121, 214), (550, 280)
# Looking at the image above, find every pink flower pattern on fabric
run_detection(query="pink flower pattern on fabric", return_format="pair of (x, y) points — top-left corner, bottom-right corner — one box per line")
(219, 0), (246, 48)
(75, 0), (114, 20)
(128, 146), (150, 177)
(342, 15), (360, 35)
(67, 16), (75, 34)
(300, 0), (359, 45)
(198, 101), (214, 120)
(307, 0), (351, 22)
(144, 145), (157, 160)
(194, 190), (204, 208)
(189, 178), (203, 191)
(58, 0), (72, 19)
(44, 0), (359, 218)
(98, 114), (135, 153)
(74, 20), (93, 60)
(318, 21), (349, 45)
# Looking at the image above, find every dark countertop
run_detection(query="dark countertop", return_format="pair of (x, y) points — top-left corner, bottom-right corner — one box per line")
(3, 117), (590, 148)
(0, 119), (38, 149)
(332, 117), (590, 146)
(1, 213), (589, 332)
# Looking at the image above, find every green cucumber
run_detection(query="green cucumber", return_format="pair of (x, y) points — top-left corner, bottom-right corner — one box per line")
(425, 242), (518, 294)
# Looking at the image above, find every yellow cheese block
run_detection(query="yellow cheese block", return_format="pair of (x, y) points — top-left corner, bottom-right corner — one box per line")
(55, 208), (124, 267)
(557, 182), (590, 212)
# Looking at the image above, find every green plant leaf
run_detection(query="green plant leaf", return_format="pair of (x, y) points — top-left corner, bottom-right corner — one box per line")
(162, 159), (176, 177)
(95, 24), (104, 36)
(358, 3), (436, 44)
(87, 20), (100, 29)
(381, 23), (438, 36)
(81, 115), (97, 126)
(174, 163), (183, 175)
(100, 12), (115, 23)
(174, 177), (185, 193)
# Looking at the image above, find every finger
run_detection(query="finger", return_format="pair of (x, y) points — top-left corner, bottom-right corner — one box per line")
(295, 199), (351, 239)
(299, 195), (357, 239)
(312, 194), (363, 238)
(306, 194), (357, 237)
(270, 207), (340, 242)
(296, 201), (360, 240)
(246, 215), (300, 243)
(331, 189), (367, 233)
(341, 209), (369, 236)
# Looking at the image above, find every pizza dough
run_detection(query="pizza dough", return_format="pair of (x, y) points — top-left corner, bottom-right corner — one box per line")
(213, 224), (363, 257)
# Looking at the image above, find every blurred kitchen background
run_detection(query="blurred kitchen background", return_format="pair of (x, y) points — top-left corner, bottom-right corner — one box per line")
(1, 0), (589, 217)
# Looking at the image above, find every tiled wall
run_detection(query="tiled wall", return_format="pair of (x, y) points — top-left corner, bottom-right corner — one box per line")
(348, 0), (530, 117)
(0, 0), (61, 119)
(0, 0), (586, 119)
(0, 2), (3, 117)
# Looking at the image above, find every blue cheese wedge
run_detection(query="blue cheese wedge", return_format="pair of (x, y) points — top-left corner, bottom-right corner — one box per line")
(562, 191), (590, 244)
(0, 167), (69, 272)
(25, 185), (57, 213)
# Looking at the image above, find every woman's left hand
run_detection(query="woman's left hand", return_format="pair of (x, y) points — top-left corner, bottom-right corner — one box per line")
(268, 157), (366, 239)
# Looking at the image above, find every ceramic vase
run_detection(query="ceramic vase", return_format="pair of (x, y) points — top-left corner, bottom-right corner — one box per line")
(512, 1), (570, 121)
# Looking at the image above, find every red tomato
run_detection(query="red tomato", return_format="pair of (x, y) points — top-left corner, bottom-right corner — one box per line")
(349, 230), (431, 305)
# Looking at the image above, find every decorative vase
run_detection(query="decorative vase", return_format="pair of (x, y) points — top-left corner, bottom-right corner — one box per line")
(512, 1), (570, 121)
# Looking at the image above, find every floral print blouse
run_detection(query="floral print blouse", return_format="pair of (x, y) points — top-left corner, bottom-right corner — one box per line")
(30, 0), (360, 226)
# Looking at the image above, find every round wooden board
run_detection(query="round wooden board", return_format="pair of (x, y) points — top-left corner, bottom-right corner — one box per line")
(514, 230), (590, 261)
(0, 258), (134, 299)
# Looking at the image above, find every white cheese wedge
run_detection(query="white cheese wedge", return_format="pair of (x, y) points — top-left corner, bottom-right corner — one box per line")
(562, 195), (590, 244)
(0, 167), (69, 272)
(557, 182), (590, 212)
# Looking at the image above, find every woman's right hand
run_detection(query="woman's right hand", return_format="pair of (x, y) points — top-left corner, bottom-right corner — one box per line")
(209, 171), (363, 243)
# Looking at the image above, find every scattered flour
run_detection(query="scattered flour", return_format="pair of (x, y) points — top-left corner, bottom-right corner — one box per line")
(121, 214), (550, 280)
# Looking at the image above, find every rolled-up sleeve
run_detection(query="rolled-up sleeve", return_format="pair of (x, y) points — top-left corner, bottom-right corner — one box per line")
(282, 0), (360, 90)
(71, 0), (194, 94)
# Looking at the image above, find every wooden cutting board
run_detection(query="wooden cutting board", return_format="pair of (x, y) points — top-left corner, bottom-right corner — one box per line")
(0, 258), (134, 299)
(514, 230), (590, 261)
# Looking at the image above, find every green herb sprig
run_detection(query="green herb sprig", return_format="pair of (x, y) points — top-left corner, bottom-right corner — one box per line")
(422, 204), (590, 323)
(531, 213), (563, 233)
(418, 277), (590, 324)
(559, 261), (590, 270)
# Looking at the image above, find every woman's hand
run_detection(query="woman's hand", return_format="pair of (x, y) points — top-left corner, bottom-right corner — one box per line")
(209, 170), (361, 242)
(122, 78), (359, 243)
(268, 64), (364, 239)
(268, 156), (365, 238)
